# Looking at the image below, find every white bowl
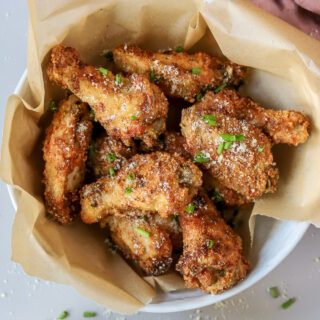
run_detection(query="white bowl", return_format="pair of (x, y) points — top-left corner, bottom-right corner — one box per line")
(7, 71), (309, 313)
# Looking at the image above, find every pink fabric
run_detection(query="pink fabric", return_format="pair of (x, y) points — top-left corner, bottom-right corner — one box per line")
(249, 0), (320, 40)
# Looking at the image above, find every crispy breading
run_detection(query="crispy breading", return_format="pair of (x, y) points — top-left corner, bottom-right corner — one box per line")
(112, 45), (247, 102)
(80, 152), (202, 223)
(196, 90), (310, 146)
(88, 132), (137, 179)
(181, 105), (279, 202)
(47, 45), (168, 146)
(105, 215), (173, 276)
(43, 95), (93, 224)
(176, 190), (250, 294)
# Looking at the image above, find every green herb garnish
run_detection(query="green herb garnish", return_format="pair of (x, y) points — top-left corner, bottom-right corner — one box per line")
(98, 67), (108, 75)
(134, 227), (150, 237)
(224, 141), (233, 149)
(196, 93), (202, 101)
(203, 114), (216, 126)
(212, 191), (223, 203)
(220, 134), (245, 142)
(58, 311), (69, 319)
(83, 312), (97, 317)
(194, 151), (210, 163)
(125, 187), (133, 194)
(149, 71), (164, 84)
(109, 167), (115, 177)
(191, 68), (201, 75)
(116, 74), (122, 84)
(214, 82), (227, 93)
(141, 216), (147, 221)
(186, 205), (195, 213)
(269, 287), (279, 298)
(49, 100), (58, 112)
(206, 239), (214, 249)
(281, 298), (294, 309)
(258, 146), (264, 152)
(127, 172), (136, 181)
(130, 115), (137, 120)
(105, 51), (113, 61)
(217, 142), (224, 155)
(175, 46), (184, 53)
(107, 154), (116, 163)
(89, 109), (95, 121)
(173, 214), (179, 221)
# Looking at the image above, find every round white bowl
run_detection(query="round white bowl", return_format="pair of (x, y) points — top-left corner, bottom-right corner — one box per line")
(7, 71), (309, 313)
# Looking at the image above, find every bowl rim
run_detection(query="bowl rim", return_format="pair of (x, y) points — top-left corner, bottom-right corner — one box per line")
(7, 70), (310, 313)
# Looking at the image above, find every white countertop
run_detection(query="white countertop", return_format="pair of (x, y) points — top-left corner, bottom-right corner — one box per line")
(0, 1), (319, 319)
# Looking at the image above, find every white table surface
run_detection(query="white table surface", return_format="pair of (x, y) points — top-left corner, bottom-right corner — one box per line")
(1, 1), (320, 319)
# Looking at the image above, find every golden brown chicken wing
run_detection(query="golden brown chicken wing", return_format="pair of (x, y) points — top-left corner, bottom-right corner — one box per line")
(104, 215), (173, 276)
(176, 190), (250, 294)
(112, 45), (247, 102)
(196, 90), (310, 146)
(88, 132), (137, 179)
(81, 152), (202, 223)
(181, 104), (279, 202)
(43, 95), (93, 224)
(47, 45), (168, 146)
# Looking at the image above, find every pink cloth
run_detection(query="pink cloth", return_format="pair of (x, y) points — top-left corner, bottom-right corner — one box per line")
(249, 0), (320, 40)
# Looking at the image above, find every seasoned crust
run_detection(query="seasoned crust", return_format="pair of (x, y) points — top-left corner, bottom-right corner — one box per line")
(80, 152), (203, 223)
(176, 190), (250, 294)
(43, 95), (93, 224)
(196, 90), (310, 146)
(113, 44), (247, 102)
(47, 44), (168, 146)
(181, 105), (279, 202)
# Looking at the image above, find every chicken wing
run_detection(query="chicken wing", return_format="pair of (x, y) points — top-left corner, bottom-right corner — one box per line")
(88, 132), (137, 179)
(196, 90), (310, 146)
(176, 190), (250, 294)
(181, 105), (279, 202)
(104, 215), (173, 275)
(81, 152), (202, 223)
(47, 45), (168, 146)
(112, 45), (247, 102)
(43, 95), (93, 224)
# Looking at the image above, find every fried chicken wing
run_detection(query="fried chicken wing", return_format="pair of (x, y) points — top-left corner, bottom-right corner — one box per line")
(181, 105), (279, 202)
(47, 45), (168, 146)
(196, 90), (310, 146)
(88, 132), (137, 179)
(176, 190), (250, 294)
(104, 215), (173, 275)
(112, 45), (247, 102)
(43, 95), (93, 224)
(81, 152), (202, 223)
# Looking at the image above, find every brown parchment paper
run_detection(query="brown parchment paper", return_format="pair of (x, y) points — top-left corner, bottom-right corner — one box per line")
(1, 0), (320, 314)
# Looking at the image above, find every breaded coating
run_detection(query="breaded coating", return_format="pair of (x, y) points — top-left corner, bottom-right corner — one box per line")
(112, 45), (247, 102)
(88, 132), (137, 179)
(176, 191), (250, 294)
(47, 45), (168, 146)
(196, 90), (310, 146)
(81, 152), (202, 223)
(43, 95), (93, 224)
(105, 215), (173, 276)
(181, 105), (279, 202)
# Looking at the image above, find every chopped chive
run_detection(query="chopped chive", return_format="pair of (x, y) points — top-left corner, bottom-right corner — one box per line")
(127, 172), (135, 181)
(98, 67), (108, 75)
(281, 298), (294, 309)
(130, 115), (137, 120)
(213, 191), (223, 203)
(125, 187), (133, 194)
(141, 215), (147, 221)
(214, 82), (227, 93)
(105, 51), (113, 61)
(203, 114), (216, 126)
(204, 84), (213, 92)
(89, 109), (95, 121)
(194, 151), (210, 163)
(206, 239), (214, 248)
(149, 71), (156, 83)
(258, 146), (264, 152)
(49, 100), (58, 112)
(172, 214), (179, 221)
(58, 311), (69, 319)
(191, 67), (201, 75)
(217, 142), (225, 155)
(224, 141), (233, 149)
(196, 93), (203, 101)
(107, 154), (116, 163)
(109, 167), (115, 177)
(235, 134), (245, 141)
(186, 204), (195, 213)
(176, 46), (184, 53)
(88, 143), (95, 159)
(83, 311), (97, 317)
(269, 287), (278, 298)
(220, 134), (236, 142)
(134, 227), (150, 237)
(116, 74), (122, 84)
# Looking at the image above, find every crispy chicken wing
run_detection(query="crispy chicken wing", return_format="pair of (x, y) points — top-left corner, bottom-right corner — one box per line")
(43, 95), (93, 224)
(181, 105), (279, 202)
(196, 90), (310, 146)
(47, 45), (168, 146)
(104, 215), (173, 275)
(81, 152), (202, 223)
(176, 190), (250, 294)
(88, 132), (137, 179)
(112, 45), (247, 102)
